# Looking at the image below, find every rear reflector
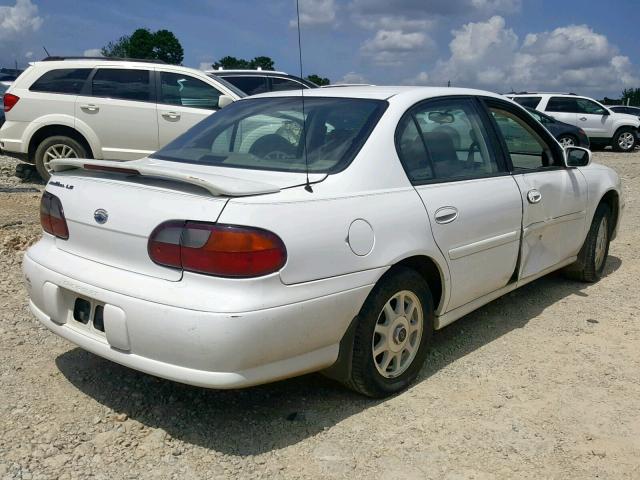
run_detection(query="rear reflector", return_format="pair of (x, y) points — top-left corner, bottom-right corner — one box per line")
(148, 221), (287, 278)
(40, 191), (69, 239)
(3, 93), (19, 112)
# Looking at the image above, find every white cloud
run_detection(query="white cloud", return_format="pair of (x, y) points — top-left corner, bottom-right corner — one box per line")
(361, 29), (435, 66)
(404, 71), (430, 85)
(0, 0), (42, 40)
(25, 51), (33, 58)
(83, 48), (103, 57)
(338, 71), (369, 84)
(290, 0), (336, 28)
(429, 16), (639, 96)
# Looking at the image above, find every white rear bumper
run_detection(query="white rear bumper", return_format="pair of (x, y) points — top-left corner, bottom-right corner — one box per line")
(23, 252), (375, 389)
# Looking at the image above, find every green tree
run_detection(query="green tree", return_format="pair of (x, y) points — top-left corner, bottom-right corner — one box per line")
(101, 28), (184, 65)
(621, 88), (640, 106)
(212, 56), (275, 70)
(306, 74), (330, 86)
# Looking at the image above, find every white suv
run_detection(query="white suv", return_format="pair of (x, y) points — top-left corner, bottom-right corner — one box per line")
(508, 92), (640, 152)
(0, 57), (242, 179)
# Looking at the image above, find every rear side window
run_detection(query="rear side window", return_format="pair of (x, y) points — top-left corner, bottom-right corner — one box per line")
(30, 68), (92, 94)
(547, 97), (578, 113)
(91, 69), (151, 102)
(271, 77), (305, 92)
(222, 76), (267, 95)
(512, 96), (542, 109)
(396, 98), (499, 183)
(151, 97), (387, 173)
(575, 98), (608, 115)
(160, 72), (222, 110)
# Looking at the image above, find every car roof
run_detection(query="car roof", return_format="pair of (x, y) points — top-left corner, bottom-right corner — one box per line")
(30, 59), (204, 74)
(248, 85), (506, 101)
(207, 69), (289, 75)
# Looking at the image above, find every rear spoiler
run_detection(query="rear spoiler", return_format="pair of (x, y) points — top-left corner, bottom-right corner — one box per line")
(49, 159), (282, 197)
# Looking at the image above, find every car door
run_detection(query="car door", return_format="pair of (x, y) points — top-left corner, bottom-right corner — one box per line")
(574, 98), (613, 138)
(156, 69), (225, 147)
(396, 97), (523, 311)
(543, 96), (578, 126)
(485, 99), (588, 280)
(75, 66), (158, 160)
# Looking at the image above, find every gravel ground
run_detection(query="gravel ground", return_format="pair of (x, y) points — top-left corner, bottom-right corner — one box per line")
(0, 152), (638, 480)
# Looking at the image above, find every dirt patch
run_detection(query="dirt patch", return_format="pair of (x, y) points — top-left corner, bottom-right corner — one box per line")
(0, 153), (638, 479)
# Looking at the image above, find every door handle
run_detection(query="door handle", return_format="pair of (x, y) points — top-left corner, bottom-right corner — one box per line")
(161, 111), (181, 120)
(80, 104), (99, 112)
(434, 206), (458, 224)
(527, 189), (542, 204)
(579, 117), (587, 121)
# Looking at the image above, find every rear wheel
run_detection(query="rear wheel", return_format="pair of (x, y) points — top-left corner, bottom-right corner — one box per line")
(564, 203), (611, 282)
(34, 136), (87, 181)
(557, 134), (577, 148)
(345, 267), (433, 397)
(612, 128), (637, 152)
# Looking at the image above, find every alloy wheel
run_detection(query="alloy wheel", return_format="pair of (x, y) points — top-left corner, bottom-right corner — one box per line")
(617, 132), (635, 151)
(43, 144), (78, 172)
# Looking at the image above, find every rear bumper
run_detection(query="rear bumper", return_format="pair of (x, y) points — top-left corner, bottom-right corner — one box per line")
(0, 120), (28, 155)
(23, 251), (375, 389)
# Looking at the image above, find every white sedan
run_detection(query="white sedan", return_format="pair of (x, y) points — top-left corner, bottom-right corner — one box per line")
(23, 86), (623, 397)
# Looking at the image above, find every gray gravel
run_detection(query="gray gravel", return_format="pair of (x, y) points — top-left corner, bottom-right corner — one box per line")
(0, 152), (639, 479)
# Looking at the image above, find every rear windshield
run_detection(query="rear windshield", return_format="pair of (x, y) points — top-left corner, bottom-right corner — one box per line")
(512, 96), (542, 109)
(151, 97), (387, 173)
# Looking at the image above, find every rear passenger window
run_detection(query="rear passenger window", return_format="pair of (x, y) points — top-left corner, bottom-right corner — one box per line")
(546, 97), (578, 113)
(490, 108), (557, 170)
(223, 76), (267, 95)
(396, 98), (499, 183)
(160, 72), (222, 109)
(30, 69), (92, 94)
(91, 69), (151, 102)
(512, 96), (542, 109)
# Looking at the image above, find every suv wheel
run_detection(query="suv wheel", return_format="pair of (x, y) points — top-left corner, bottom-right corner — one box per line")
(345, 267), (433, 397)
(34, 136), (87, 181)
(612, 128), (637, 152)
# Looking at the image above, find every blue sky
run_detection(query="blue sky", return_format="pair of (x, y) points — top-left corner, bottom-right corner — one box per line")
(1, 0), (638, 97)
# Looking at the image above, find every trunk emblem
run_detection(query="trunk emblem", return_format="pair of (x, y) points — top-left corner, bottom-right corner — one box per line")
(94, 209), (109, 224)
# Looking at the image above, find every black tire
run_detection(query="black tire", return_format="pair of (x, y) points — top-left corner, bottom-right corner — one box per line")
(564, 203), (611, 282)
(345, 267), (434, 398)
(612, 128), (637, 152)
(557, 134), (577, 148)
(34, 135), (87, 181)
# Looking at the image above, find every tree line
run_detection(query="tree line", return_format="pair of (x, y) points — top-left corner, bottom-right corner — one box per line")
(101, 28), (330, 85)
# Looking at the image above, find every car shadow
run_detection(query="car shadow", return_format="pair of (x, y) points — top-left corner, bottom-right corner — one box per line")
(55, 256), (621, 456)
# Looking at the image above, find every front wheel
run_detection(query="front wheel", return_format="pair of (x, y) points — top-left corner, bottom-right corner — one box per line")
(34, 136), (87, 181)
(345, 267), (433, 397)
(564, 203), (611, 282)
(612, 128), (637, 152)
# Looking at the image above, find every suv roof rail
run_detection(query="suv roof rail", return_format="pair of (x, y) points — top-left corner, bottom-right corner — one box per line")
(510, 91), (577, 96)
(206, 68), (288, 75)
(42, 56), (167, 65)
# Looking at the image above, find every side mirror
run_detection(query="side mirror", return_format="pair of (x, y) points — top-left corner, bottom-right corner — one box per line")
(564, 146), (592, 168)
(601, 109), (610, 116)
(218, 94), (234, 109)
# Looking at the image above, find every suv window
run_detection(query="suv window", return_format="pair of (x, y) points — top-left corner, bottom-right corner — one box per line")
(29, 68), (92, 94)
(546, 97), (578, 113)
(490, 108), (556, 170)
(575, 98), (608, 115)
(512, 96), (542, 109)
(222, 76), (267, 95)
(397, 98), (499, 183)
(91, 69), (151, 102)
(271, 77), (305, 92)
(160, 72), (222, 110)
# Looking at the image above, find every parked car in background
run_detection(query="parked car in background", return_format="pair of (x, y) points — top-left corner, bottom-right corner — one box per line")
(24, 86), (622, 397)
(508, 92), (640, 151)
(525, 107), (590, 148)
(206, 68), (317, 95)
(0, 57), (242, 180)
(609, 105), (640, 120)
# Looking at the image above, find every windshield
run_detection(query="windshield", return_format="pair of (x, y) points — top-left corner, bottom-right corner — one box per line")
(151, 96), (387, 173)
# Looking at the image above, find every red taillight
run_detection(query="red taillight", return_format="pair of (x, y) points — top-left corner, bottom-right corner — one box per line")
(148, 221), (287, 278)
(3, 93), (19, 112)
(40, 192), (69, 239)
